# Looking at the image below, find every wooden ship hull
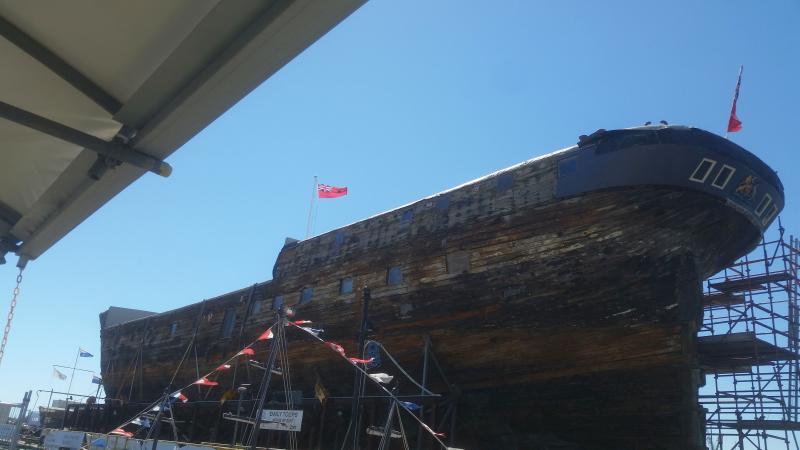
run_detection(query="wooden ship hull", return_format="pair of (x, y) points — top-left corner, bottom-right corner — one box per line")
(97, 125), (784, 449)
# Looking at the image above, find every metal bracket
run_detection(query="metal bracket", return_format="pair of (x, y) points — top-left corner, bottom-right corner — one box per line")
(0, 237), (20, 265)
(0, 100), (171, 177)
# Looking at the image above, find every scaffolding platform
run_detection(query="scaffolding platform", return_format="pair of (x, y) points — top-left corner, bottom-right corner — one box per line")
(702, 292), (745, 307)
(700, 229), (800, 450)
(718, 420), (800, 431)
(698, 332), (798, 372)
(709, 271), (794, 293)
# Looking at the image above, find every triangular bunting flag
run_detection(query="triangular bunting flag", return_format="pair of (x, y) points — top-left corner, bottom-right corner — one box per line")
(220, 389), (237, 405)
(326, 342), (346, 357)
(257, 329), (274, 341)
(193, 377), (219, 387)
(399, 401), (421, 411)
(348, 357), (375, 365)
(110, 428), (133, 438)
(300, 327), (323, 337)
(368, 373), (394, 384)
(131, 417), (151, 428)
(236, 348), (255, 357)
(315, 377), (328, 404)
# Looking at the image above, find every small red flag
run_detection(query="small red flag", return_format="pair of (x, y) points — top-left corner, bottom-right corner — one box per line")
(326, 342), (346, 357)
(216, 364), (231, 371)
(727, 66), (743, 133)
(318, 184), (347, 199)
(193, 377), (219, 387)
(110, 428), (133, 438)
(236, 348), (255, 357)
(257, 329), (273, 341)
(172, 391), (189, 403)
(291, 320), (312, 325)
(348, 357), (375, 365)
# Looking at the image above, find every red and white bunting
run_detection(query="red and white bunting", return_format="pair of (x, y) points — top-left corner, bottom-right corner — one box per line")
(348, 357), (375, 365)
(110, 428), (133, 438)
(216, 364), (231, 371)
(193, 377), (219, 387)
(326, 342), (346, 357)
(291, 320), (312, 325)
(300, 326), (322, 337)
(257, 329), (273, 341)
(236, 348), (255, 357)
(171, 391), (189, 403)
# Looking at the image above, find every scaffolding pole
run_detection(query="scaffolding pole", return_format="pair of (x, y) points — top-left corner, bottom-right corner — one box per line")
(700, 226), (800, 450)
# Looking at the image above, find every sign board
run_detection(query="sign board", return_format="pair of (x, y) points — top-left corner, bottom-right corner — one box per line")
(260, 409), (303, 431)
(44, 430), (85, 449)
(124, 439), (215, 450)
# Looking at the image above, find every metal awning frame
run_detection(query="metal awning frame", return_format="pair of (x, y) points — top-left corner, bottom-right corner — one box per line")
(0, 15), (121, 115)
(0, 100), (171, 177)
(0, 0), (366, 265)
(0, 16), (171, 179)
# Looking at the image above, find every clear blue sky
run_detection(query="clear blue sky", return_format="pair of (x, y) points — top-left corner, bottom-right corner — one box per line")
(0, 0), (798, 405)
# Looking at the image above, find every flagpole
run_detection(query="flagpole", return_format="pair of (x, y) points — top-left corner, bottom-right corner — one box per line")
(305, 175), (317, 239)
(67, 348), (79, 395)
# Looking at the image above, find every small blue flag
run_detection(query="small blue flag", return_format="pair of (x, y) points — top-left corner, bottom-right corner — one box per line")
(79, 348), (93, 357)
(91, 375), (102, 384)
(399, 401), (421, 411)
(132, 417), (151, 428)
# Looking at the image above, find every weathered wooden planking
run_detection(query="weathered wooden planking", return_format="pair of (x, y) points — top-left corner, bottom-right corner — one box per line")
(99, 135), (767, 449)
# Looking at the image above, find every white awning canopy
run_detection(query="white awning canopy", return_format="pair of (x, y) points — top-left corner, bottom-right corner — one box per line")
(0, 0), (364, 264)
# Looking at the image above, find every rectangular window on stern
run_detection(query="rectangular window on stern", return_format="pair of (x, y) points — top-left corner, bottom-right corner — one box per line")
(446, 251), (471, 274)
(170, 322), (177, 337)
(221, 308), (236, 338)
(340, 277), (354, 295)
(272, 296), (284, 310)
(689, 158), (717, 183)
(496, 173), (514, 192)
(711, 164), (736, 189)
(387, 266), (403, 285)
(299, 287), (313, 305)
(250, 300), (262, 316)
(762, 204), (778, 226)
(755, 194), (772, 217)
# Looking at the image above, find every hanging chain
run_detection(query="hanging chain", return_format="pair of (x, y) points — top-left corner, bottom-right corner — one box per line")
(0, 267), (24, 367)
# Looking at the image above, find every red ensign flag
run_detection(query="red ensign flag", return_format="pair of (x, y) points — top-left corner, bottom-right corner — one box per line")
(318, 184), (348, 198)
(727, 66), (743, 133)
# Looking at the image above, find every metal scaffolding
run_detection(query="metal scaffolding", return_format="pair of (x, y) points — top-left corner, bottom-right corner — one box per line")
(699, 222), (800, 450)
